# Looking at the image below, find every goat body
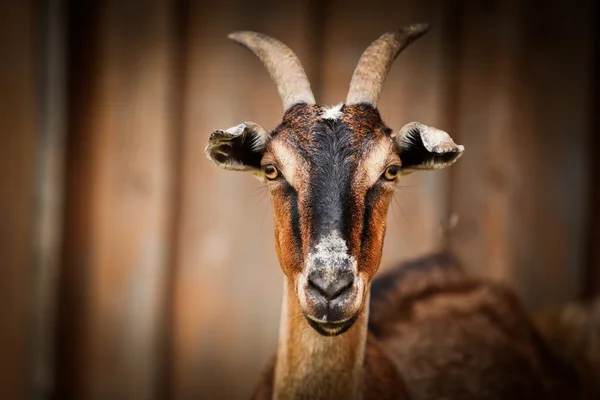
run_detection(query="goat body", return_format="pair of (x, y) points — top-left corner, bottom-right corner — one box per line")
(252, 253), (589, 399)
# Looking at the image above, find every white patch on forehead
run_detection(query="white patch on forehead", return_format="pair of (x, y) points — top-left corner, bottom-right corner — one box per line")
(306, 231), (358, 284)
(321, 103), (343, 120)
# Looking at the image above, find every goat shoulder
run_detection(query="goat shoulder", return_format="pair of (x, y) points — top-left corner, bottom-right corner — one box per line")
(369, 252), (579, 400)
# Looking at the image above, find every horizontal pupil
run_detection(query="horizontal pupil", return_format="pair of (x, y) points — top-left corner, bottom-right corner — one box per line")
(384, 166), (398, 180)
(265, 166), (277, 178)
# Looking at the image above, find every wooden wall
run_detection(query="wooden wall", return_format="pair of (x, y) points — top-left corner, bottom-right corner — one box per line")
(57, 1), (175, 399)
(448, 1), (595, 310)
(0, 2), (35, 399)
(0, 0), (597, 399)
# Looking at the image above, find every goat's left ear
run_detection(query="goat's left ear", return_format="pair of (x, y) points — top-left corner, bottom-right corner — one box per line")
(394, 122), (464, 173)
(205, 121), (269, 172)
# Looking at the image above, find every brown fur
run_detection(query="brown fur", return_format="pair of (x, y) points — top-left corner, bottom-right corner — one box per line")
(266, 104), (397, 281)
(362, 336), (409, 399)
(252, 333), (408, 400)
(369, 253), (579, 399)
(252, 252), (583, 399)
(271, 281), (380, 399)
(262, 104), (401, 338)
(535, 298), (600, 399)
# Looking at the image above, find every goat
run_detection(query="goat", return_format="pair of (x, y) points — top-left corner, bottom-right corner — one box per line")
(205, 24), (591, 399)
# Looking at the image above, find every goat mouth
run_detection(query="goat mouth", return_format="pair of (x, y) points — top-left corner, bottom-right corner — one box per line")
(305, 314), (358, 336)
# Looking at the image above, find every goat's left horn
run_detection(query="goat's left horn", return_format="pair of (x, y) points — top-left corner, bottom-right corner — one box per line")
(228, 31), (316, 111)
(346, 24), (430, 106)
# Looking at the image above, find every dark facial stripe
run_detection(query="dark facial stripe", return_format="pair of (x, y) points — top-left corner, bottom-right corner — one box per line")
(360, 185), (378, 248)
(308, 119), (357, 244)
(284, 183), (303, 259)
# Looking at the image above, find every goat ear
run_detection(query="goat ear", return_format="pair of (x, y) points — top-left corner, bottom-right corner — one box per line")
(205, 121), (269, 171)
(394, 122), (464, 172)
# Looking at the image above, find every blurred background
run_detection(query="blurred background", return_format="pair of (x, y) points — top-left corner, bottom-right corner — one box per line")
(1, 0), (598, 399)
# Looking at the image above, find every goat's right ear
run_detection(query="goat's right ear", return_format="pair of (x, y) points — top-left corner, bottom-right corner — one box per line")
(205, 121), (269, 172)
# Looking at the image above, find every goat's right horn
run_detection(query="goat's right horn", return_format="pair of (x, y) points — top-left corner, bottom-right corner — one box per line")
(228, 31), (316, 111)
(346, 24), (430, 106)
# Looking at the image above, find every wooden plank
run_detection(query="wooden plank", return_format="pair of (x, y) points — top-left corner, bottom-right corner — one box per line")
(56, 1), (175, 398)
(446, 0), (521, 291)
(0, 1), (35, 399)
(318, 0), (455, 271)
(55, 2), (100, 396)
(583, 1), (600, 300)
(448, 0), (595, 309)
(31, 0), (66, 397)
(170, 1), (316, 398)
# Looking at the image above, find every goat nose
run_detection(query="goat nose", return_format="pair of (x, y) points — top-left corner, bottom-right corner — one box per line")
(307, 269), (354, 300)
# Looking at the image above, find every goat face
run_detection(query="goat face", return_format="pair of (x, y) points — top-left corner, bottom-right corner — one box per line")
(205, 26), (463, 336)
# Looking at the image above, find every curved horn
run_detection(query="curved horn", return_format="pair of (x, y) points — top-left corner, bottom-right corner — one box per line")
(346, 24), (430, 106)
(228, 31), (315, 111)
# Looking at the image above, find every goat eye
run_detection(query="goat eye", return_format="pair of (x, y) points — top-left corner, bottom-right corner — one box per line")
(383, 165), (400, 181)
(263, 165), (280, 180)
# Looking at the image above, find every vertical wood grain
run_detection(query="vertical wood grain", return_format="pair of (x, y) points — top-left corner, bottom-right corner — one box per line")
(31, 0), (66, 398)
(448, 0), (595, 309)
(0, 1), (35, 399)
(583, 1), (600, 300)
(57, 1), (175, 398)
(56, 3), (99, 396)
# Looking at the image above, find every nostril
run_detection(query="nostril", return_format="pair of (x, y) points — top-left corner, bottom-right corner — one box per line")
(307, 270), (354, 300)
